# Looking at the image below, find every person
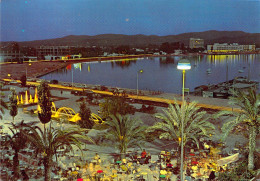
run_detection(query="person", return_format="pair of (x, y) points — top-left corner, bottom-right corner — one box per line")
(132, 152), (138, 163)
(94, 153), (100, 161)
(141, 149), (147, 158)
(145, 153), (151, 164)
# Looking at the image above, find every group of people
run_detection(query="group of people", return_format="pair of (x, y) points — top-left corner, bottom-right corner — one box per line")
(131, 149), (151, 165)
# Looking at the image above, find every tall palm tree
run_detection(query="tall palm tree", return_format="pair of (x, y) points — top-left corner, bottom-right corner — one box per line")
(20, 123), (93, 181)
(103, 114), (147, 158)
(4, 120), (35, 179)
(147, 101), (215, 149)
(215, 88), (259, 170)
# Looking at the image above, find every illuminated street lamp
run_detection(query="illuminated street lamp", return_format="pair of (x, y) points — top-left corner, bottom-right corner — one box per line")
(177, 59), (191, 181)
(177, 59), (191, 102)
(26, 63), (32, 78)
(136, 69), (143, 96)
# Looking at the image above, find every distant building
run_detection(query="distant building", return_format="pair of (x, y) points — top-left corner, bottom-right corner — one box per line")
(174, 49), (182, 55)
(189, 38), (204, 49)
(135, 48), (144, 52)
(207, 43), (256, 53)
(0, 50), (24, 62)
(37, 46), (74, 58)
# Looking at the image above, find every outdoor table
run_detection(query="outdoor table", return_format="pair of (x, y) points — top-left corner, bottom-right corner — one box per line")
(159, 174), (167, 180)
(116, 160), (121, 168)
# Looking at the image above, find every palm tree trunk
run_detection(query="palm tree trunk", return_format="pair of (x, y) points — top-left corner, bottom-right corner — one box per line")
(248, 126), (256, 170)
(13, 150), (20, 178)
(44, 156), (52, 181)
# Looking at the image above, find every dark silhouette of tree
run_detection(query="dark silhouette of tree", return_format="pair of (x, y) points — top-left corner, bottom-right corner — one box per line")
(0, 98), (8, 120)
(11, 42), (20, 52)
(38, 81), (52, 125)
(9, 89), (18, 121)
(20, 75), (27, 87)
(4, 121), (34, 179)
(78, 100), (93, 129)
(99, 97), (135, 120)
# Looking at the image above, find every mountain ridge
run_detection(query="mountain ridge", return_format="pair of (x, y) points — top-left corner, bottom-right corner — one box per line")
(1, 30), (259, 47)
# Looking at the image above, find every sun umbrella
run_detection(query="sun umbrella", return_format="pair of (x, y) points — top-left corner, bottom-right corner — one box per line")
(97, 170), (103, 173)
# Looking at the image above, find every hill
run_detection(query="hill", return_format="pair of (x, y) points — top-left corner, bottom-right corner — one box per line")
(1, 30), (260, 48)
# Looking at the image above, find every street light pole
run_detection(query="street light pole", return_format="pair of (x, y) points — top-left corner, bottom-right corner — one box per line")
(136, 69), (143, 96)
(26, 63), (31, 78)
(137, 72), (139, 96)
(177, 60), (191, 181)
(182, 70), (185, 102)
(72, 67), (74, 87)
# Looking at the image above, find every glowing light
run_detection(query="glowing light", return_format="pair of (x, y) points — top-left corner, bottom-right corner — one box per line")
(34, 87), (38, 103)
(177, 60), (191, 70)
(25, 91), (29, 104)
(29, 95), (33, 103)
(17, 95), (20, 105)
(20, 95), (24, 105)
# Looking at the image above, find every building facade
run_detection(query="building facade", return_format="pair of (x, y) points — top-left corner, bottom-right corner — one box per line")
(0, 51), (24, 62)
(207, 43), (256, 52)
(189, 38), (204, 49)
(37, 46), (73, 57)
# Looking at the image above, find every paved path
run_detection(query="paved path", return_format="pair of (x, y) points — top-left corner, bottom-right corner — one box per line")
(3, 78), (241, 113)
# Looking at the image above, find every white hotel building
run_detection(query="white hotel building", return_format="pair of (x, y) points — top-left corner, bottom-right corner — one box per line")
(207, 43), (255, 53)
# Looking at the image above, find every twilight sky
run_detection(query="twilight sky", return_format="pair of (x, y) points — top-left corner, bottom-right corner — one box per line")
(1, 0), (259, 42)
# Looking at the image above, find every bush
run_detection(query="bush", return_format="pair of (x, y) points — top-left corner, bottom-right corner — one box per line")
(20, 75), (27, 87)
(217, 161), (256, 180)
(50, 80), (59, 84)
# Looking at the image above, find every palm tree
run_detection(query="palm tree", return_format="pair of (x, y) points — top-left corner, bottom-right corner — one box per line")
(102, 114), (147, 159)
(147, 101), (215, 149)
(20, 123), (93, 181)
(0, 97), (8, 120)
(4, 120), (35, 179)
(215, 88), (259, 170)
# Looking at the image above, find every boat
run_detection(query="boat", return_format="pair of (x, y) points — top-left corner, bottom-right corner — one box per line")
(206, 68), (212, 74)
(238, 70), (244, 73)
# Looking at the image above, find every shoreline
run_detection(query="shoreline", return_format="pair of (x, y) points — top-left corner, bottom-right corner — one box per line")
(1, 52), (259, 80)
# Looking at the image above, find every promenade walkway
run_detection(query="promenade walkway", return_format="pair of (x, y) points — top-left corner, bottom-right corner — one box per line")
(2, 78), (241, 113)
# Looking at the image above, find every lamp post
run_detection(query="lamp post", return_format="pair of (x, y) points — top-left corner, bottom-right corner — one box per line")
(177, 59), (191, 181)
(136, 69), (143, 96)
(25, 63), (32, 78)
(72, 66), (74, 87)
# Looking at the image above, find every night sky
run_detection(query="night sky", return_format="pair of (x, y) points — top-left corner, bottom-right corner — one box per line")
(1, 0), (259, 42)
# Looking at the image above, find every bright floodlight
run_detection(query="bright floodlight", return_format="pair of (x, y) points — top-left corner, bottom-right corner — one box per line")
(177, 59), (191, 70)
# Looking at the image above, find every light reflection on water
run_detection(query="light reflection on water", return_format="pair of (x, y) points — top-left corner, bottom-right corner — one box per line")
(41, 55), (260, 94)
